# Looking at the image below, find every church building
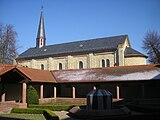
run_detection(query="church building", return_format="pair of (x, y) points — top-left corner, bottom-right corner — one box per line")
(16, 10), (147, 70)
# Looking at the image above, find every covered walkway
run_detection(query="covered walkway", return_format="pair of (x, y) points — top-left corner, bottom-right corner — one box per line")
(0, 64), (160, 108)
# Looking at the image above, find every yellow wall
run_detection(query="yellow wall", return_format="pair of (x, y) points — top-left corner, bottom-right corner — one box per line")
(17, 60), (31, 68)
(16, 51), (116, 70)
(125, 57), (147, 66)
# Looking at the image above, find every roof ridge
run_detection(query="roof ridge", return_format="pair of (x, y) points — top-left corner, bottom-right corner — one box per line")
(125, 47), (147, 57)
(51, 64), (160, 72)
(50, 71), (58, 83)
(14, 67), (31, 81)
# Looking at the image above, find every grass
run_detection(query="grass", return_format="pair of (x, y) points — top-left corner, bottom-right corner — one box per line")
(0, 113), (46, 120)
(2, 99), (159, 120)
(28, 104), (74, 111)
(0, 99), (124, 120)
(6, 98), (83, 120)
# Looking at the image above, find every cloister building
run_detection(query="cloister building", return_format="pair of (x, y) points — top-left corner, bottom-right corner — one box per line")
(0, 64), (160, 108)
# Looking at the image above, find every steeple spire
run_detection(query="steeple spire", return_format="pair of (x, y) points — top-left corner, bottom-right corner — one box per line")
(36, 6), (46, 48)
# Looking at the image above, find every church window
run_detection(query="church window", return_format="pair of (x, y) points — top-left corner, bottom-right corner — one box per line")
(102, 59), (105, 67)
(59, 63), (62, 70)
(106, 59), (110, 67)
(79, 61), (83, 69)
(41, 64), (44, 70)
(101, 59), (110, 67)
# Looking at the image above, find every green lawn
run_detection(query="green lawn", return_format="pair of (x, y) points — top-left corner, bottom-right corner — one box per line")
(0, 113), (46, 120)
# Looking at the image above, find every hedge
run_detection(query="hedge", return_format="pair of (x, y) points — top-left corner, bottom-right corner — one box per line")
(11, 108), (44, 114)
(26, 85), (39, 105)
(11, 108), (58, 120)
(28, 104), (74, 111)
(43, 109), (59, 120)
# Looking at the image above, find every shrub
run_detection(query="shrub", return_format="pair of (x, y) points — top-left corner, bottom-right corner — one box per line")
(43, 109), (59, 120)
(11, 108), (44, 114)
(11, 108), (59, 120)
(26, 85), (39, 105)
(28, 104), (74, 111)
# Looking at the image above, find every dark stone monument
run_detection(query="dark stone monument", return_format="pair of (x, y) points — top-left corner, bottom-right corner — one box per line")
(69, 89), (131, 119)
(87, 89), (112, 110)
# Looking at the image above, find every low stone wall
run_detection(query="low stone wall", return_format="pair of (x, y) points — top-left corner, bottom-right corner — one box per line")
(39, 97), (122, 105)
(0, 101), (27, 113)
(39, 98), (87, 104)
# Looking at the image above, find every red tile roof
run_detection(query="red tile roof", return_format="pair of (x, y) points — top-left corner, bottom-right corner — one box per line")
(1, 64), (160, 83)
(0, 64), (56, 83)
(16, 67), (56, 83)
(0, 64), (15, 76)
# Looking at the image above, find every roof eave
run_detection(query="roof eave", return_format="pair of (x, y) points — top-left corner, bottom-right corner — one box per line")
(16, 48), (117, 60)
(125, 55), (148, 58)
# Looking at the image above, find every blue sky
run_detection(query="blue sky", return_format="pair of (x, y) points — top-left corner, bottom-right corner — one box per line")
(0, 0), (160, 55)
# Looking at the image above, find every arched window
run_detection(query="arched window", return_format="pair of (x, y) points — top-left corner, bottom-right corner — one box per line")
(41, 64), (44, 70)
(59, 63), (62, 70)
(102, 59), (105, 67)
(101, 59), (110, 67)
(106, 59), (110, 67)
(79, 61), (83, 69)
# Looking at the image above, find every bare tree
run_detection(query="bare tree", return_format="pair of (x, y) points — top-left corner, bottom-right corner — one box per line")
(142, 30), (160, 63)
(0, 23), (18, 64)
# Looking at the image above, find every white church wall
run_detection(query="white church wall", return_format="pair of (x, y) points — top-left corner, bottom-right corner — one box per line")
(125, 57), (147, 66)
(36, 58), (48, 70)
(16, 51), (116, 70)
(72, 55), (88, 69)
(52, 57), (67, 70)
(93, 52), (115, 68)
(17, 60), (31, 68)
(124, 37), (130, 48)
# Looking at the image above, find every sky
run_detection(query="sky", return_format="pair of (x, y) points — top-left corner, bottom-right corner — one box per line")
(0, 0), (160, 55)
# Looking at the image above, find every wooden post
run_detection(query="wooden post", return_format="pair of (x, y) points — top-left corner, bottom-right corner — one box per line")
(93, 86), (96, 90)
(40, 85), (43, 99)
(72, 86), (76, 98)
(116, 86), (120, 100)
(54, 86), (57, 98)
(1, 93), (5, 102)
(22, 83), (27, 103)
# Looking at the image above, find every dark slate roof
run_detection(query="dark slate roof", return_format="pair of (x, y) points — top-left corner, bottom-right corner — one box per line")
(17, 35), (128, 59)
(124, 47), (147, 57)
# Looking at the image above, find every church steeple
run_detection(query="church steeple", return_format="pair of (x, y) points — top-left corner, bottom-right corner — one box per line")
(36, 7), (46, 48)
